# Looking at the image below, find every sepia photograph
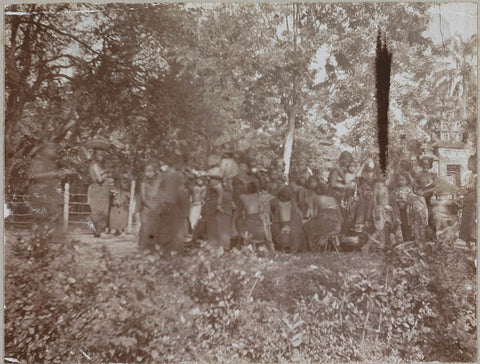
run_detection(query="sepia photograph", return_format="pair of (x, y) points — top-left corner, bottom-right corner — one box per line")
(3, 2), (477, 363)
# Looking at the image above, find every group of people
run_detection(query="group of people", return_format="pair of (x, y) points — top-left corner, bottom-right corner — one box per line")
(26, 139), (132, 239)
(130, 142), (477, 253)
(26, 138), (477, 252)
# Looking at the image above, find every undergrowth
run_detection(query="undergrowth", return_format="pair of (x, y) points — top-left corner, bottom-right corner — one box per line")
(5, 225), (476, 362)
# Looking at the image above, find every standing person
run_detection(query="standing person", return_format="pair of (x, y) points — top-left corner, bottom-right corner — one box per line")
(304, 175), (319, 219)
(157, 148), (189, 253)
(189, 172), (207, 232)
(394, 172), (413, 241)
(289, 172), (308, 217)
(27, 142), (73, 238)
(343, 161), (358, 223)
(352, 157), (379, 233)
(459, 154), (477, 247)
(416, 156), (437, 237)
(138, 160), (163, 250)
(270, 186), (306, 253)
(327, 151), (354, 203)
(406, 185), (429, 243)
(304, 182), (343, 251)
(362, 182), (402, 252)
(205, 152), (235, 250)
(237, 182), (267, 244)
(416, 156), (436, 206)
(220, 142), (240, 187)
(87, 139), (112, 238)
(410, 155), (423, 181)
(109, 173), (131, 236)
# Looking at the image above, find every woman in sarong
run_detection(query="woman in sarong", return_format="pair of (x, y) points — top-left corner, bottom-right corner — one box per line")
(156, 148), (188, 252)
(203, 153), (233, 250)
(87, 139), (112, 237)
(304, 182), (343, 251)
(363, 182), (403, 252)
(352, 157), (379, 233)
(233, 157), (259, 228)
(237, 182), (267, 243)
(271, 186), (306, 253)
(393, 172), (413, 241)
(406, 186), (429, 243)
(459, 154), (477, 246)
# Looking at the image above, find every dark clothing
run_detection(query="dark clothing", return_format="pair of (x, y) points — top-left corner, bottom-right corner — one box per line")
(460, 173), (477, 242)
(88, 161), (111, 234)
(156, 169), (188, 252)
(109, 189), (129, 231)
(138, 178), (163, 250)
(270, 198), (306, 253)
(327, 167), (346, 203)
(204, 187), (233, 249)
(237, 213), (266, 242)
(304, 206), (343, 251)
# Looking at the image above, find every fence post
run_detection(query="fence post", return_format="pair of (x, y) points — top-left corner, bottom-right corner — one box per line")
(127, 180), (136, 233)
(63, 182), (70, 233)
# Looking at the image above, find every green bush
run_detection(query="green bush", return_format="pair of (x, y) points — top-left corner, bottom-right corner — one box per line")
(5, 228), (476, 363)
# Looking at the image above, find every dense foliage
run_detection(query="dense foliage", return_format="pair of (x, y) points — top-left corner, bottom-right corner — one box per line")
(5, 3), (477, 188)
(5, 225), (476, 362)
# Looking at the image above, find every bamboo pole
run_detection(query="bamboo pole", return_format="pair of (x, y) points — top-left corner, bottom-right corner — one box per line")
(127, 180), (136, 233)
(63, 182), (70, 233)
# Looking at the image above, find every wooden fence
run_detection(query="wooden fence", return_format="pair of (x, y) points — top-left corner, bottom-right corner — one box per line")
(5, 181), (137, 235)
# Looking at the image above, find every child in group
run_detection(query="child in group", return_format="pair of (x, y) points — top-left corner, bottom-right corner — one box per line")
(343, 161), (358, 220)
(190, 172), (207, 231)
(394, 172), (413, 241)
(138, 160), (163, 250)
(406, 184), (429, 243)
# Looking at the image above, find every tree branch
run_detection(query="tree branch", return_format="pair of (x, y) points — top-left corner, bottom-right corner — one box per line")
(33, 21), (100, 55)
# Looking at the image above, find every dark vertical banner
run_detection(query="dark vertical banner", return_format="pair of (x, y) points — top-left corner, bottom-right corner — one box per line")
(375, 30), (392, 175)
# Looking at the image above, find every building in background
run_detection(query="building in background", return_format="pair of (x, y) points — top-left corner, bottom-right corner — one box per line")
(434, 120), (473, 187)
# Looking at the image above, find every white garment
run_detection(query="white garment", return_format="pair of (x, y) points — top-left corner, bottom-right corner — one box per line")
(190, 202), (202, 230)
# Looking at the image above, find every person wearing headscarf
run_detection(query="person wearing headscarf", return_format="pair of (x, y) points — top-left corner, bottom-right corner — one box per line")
(87, 139), (112, 237)
(27, 142), (73, 237)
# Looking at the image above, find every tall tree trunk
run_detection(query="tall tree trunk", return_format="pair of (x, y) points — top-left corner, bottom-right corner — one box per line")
(282, 4), (300, 182)
(283, 108), (296, 181)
